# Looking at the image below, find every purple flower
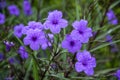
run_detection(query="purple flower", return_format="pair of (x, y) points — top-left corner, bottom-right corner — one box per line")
(111, 47), (118, 53)
(14, 24), (24, 38)
(48, 33), (54, 43)
(4, 41), (14, 52)
(111, 44), (118, 53)
(105, 35), (118, 53)
(41, 38), (52, 50)
(0, 0), (6, 9)
(115, 70), (120, 80)
(0, 13), (5, 24)
(5, 77), (14, 80)
(23, 0), (32, 15)
(8, 5), (20, 16)
(18, 46), (28, 59)
(23, 29), (45, 50)
(71, 19), (93, 43)
(106, 35), (112, 42)
(22, 21), (43, 34)
(48, 33), (54, 40)
(106, 9), (118, 25)
(75, 50), (96, 76)
(8, 58), (15, 64)
(0, 53), (4, 61)
(61, 35), (82, 54)
(43, 10), (68, 34)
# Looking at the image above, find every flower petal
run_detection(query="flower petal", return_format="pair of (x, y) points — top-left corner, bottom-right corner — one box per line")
(75, 62), (84, 72)
(84, 68), (94, 76)
(59, 19), (68, 28)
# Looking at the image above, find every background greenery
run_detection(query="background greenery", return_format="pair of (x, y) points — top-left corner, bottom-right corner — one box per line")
(0, 0), (120, 80)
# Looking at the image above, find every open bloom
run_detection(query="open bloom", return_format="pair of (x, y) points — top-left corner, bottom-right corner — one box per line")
(71, 19), (93, 43)
(18, 46), (28, 59)
(0, 13), (5, 24)
(106, 9), (118, 25)
(23, 29), (45, 50)
(8, 5), (20, 16)
(22, 21), (43, 34)
(23, 0), (32, 15)
(43, 10), (68, 34)
(61, 35), (82, 54)
(75, 50), (96, 76)
(14, 24), (24, 38)
(115, 70), (120, 80)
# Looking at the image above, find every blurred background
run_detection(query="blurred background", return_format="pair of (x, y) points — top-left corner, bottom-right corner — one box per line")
(0, 0), (120, 80)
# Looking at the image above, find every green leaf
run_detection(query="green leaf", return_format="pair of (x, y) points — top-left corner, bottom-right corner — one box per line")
(95, 25), (120, 40)
(109, 0), (120, 9)
(90, 39), (120, 52)
(48, 73), (70, 80)
(32, 51), (40, 80)
(33, 59), (39, 80)
(71, 76), (94, 80)
(24, 59), (33, 80)
(15, 36), (24, 46)
(94, 68), (117, 77)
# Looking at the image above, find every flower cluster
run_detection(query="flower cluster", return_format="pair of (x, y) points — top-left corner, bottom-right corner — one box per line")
(61, 19), (95, 76)
(0, 1), (33, 25)
(23, 21), (50, 50)
(13, 20), (54, 50)
(106, 9), (118, 25)
(8, 2), (32, 16)
(75, 51), (96, 76)
(62, 19), (92, 54)
(13, 10), (96, 76)
(13, 10), (68, 51)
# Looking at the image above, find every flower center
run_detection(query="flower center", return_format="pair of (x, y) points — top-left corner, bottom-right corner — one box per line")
(52, 20), (58, 25)
(18, 29), (21, 33)
(31, 36), (37, 41)
(70, 41), (75, 46)
(12, 8), (16, 12)
(79, 30), (83, 34)
(82, 61), (87, 66)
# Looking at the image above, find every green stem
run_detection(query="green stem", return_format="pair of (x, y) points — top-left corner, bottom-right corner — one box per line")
(24, 59), (33, 80)
(41, 51), (60, 80)
(75, 0), (80, 20)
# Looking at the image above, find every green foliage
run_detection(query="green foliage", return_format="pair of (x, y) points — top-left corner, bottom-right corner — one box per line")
(0, 0), (120, 80)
